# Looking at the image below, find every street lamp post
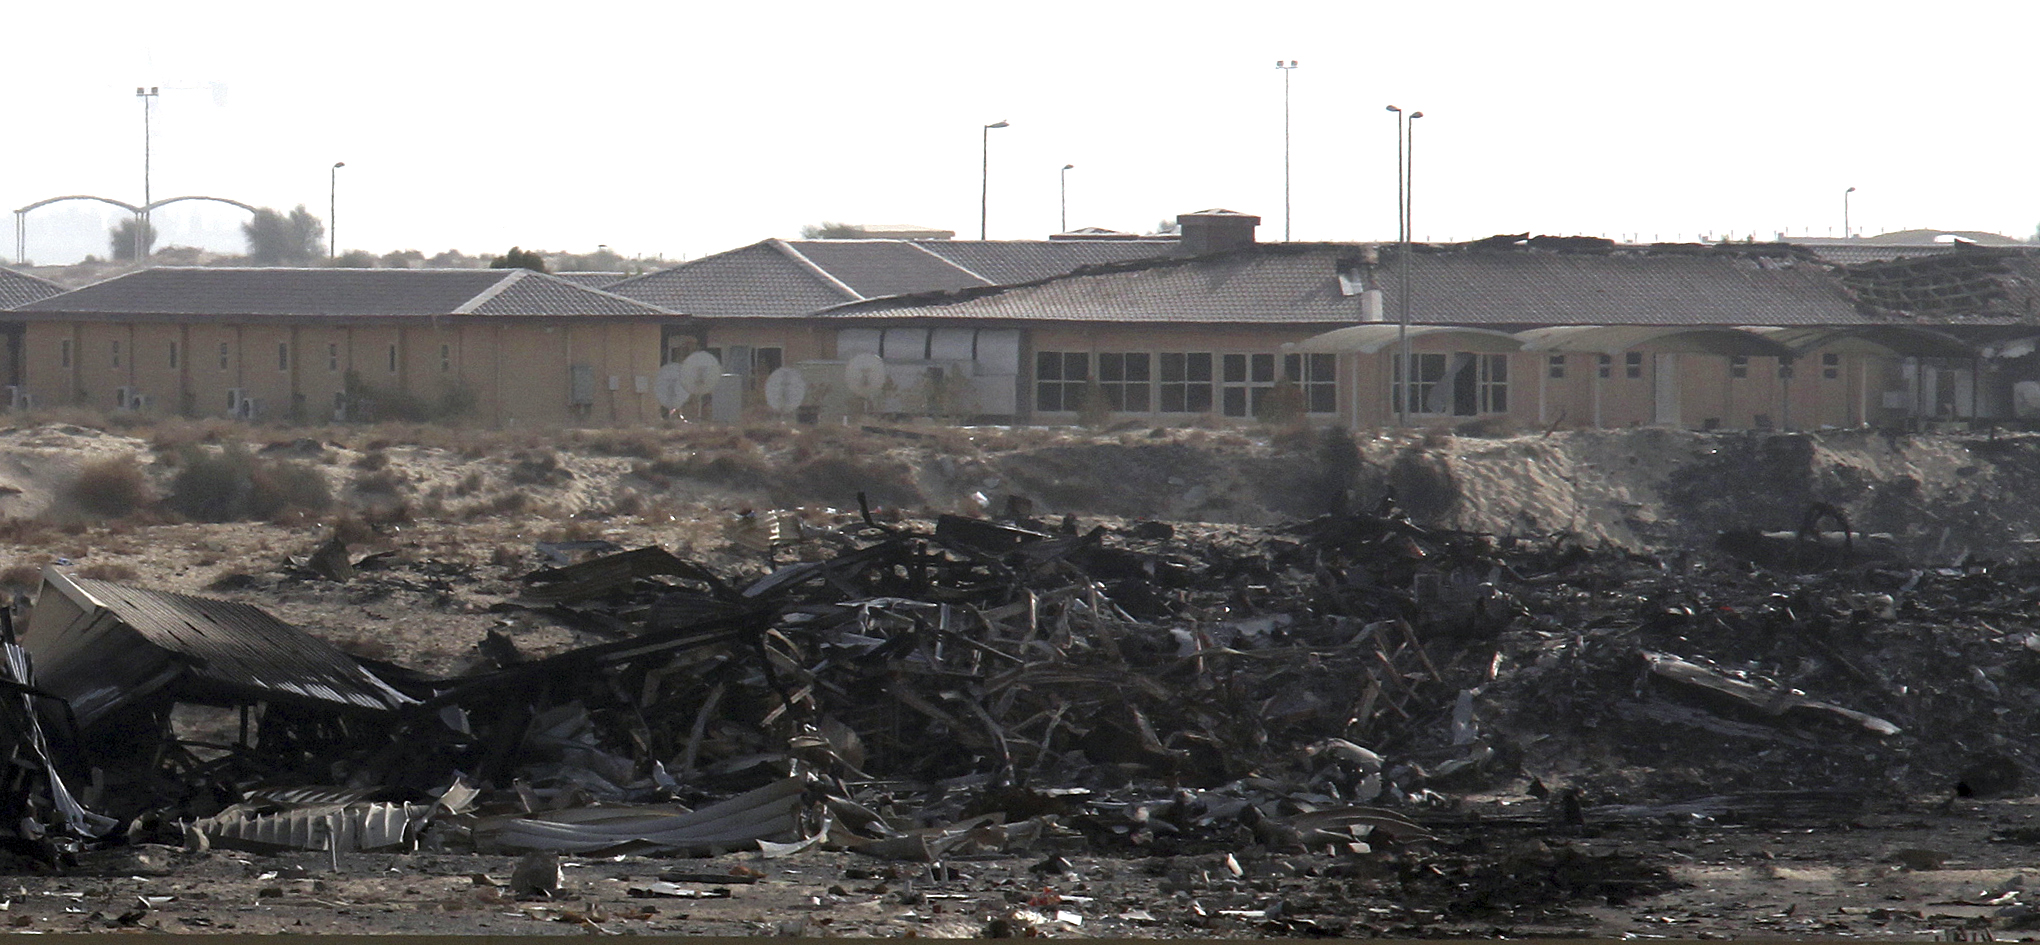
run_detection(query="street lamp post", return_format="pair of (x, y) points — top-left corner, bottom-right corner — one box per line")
(1844, 186), (1856, 239)
(1387, 106), (1424, 425)
(980, 121), (1009, 240)
(135, 86), (159, 263)
(1059, 164), (1074, 233)
(330, 162), (346, 260)
(1276, 60), (1298, 241)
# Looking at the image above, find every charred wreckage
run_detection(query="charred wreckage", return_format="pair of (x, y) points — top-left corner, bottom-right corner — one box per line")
(0, 489), (2016, 927)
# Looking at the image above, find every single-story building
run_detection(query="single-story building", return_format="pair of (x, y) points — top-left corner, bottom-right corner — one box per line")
(3, 267), (686, 425)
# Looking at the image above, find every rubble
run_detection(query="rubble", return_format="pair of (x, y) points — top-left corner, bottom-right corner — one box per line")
(15, 489), (2040, 934)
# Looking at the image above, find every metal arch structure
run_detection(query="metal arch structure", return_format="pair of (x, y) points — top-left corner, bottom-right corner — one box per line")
(14, 194), (260, 265)
(14, 196), (142, 264)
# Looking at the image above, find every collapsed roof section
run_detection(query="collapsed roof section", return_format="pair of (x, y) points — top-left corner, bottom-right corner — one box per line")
(22, 569), (416, 730)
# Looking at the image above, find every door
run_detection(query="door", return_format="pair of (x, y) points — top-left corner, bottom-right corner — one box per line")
(1652, 353), (1680, 426)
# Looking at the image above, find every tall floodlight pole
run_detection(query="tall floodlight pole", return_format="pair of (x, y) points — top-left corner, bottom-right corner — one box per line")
(136, 86), (159, 263)
(1276, 60), (1298, 241)
(1059, 164), (1074, 233)
(1387, 105), (1407, 423)
(981, 120), (1009, 240)
(330, 162), (346, 260)
(1844, 186), (1856, 239)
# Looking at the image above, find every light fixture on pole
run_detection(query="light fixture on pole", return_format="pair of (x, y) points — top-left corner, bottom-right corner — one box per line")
(1059, 164), (1074, 233)
(1276, 60), (1298, 241)
(1386, 105), (1414, 424)
(981, 120), (1009, 240)
(330, 162), (346, 260)
(135, 86), (159, 263)
(1844, 186), (1856, 239)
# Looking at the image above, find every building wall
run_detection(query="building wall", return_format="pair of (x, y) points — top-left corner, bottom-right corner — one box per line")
(15, 317), (674, 427)
(1014, 324), (1338, 423)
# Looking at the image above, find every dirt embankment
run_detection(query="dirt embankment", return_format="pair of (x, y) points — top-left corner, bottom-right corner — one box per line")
(4, 419), (2039, 561)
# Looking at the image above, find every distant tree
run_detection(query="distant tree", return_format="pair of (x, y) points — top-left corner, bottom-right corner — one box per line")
(554, 247), (626, 272)
(428, 249), (479, 268)
(1151, 219), (1181, 235)
(332, 249), (377, 268)
(243, 205), (326, 265)
(488, 247), (549, 272)
(800, 221), (860, 239)
(379, 249), (426, 269)
(108, 217), (158, 262)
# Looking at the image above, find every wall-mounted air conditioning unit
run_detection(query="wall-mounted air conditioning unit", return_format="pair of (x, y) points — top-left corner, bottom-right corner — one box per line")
(236, 397), (260, 420)
(5, 386), (25, 410)
(115, 386), (134, 410)
(128, 394), (150, 411)
(226, 388), (247, 414)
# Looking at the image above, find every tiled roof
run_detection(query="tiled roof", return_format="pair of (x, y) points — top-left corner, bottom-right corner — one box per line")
(787, 241), (985, 297)
(11, 268), (679, 318)
(0, 266), (63, 309)
(551, 271), (628, 288)
(920, 240), (1178, 285)
(602, 237), (1180, 318)
(820, 242), (1875, 327)
(604, 241), (857, 317)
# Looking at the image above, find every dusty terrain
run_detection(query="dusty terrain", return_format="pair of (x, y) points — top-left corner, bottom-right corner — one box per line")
(9, 414), (2040, 937)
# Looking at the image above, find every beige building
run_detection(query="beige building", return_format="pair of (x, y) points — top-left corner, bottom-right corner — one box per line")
(818, 222), (2019, 432)
(3, 268), (686, 426)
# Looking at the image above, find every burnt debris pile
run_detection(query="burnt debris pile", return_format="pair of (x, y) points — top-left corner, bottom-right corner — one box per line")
(4, 496), (2038, 883)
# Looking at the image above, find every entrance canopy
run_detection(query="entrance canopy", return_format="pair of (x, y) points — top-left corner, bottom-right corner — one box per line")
(1751, 326), (1975, 360)
(1286, 324), (1522, 355)
(1515, 325), (1795, 358)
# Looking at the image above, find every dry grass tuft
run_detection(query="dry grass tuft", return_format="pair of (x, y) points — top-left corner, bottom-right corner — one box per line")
(68, 456), (153, 519)
(165, 444), (333, 523)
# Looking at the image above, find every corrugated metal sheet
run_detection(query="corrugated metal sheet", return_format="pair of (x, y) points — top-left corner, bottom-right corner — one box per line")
(24, 569), (415, 729)
(197, 800), (431, 852)
(471, 776), (808, 855)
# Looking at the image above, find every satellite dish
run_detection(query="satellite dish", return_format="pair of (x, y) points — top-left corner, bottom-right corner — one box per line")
(676, 351), (722, 399)
(764, 367), (807, 414)
(653, 362), (689, 410)
(845, 353), (887, 401)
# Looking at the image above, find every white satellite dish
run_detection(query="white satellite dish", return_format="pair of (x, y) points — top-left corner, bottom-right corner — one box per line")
(844, 353), (887, 402)
(676, 351), (723, 399)
(764, 367), (807, 415)
(653, 362), (690, 410)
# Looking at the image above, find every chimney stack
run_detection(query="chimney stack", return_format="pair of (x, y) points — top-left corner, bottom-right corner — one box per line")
(1176, 209), (1261, 255)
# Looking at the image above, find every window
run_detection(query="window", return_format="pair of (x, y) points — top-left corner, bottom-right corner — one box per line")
(1394, 353), (1448, 414)
(1476, 354), (1509, 414)
(1220, 353), (1277, 417)
(59, 339), (71, 369)
(277, 342), (289, 371)
(1034, 351), (1090, 412)
(1158, 352), (1214, 413)
(1822, 352), (1840, 380)
(1096, 353), (1152, 412)
(1283, 352), (1337, 413)
(1624, 352), (1643, 379)
(440, 343), (452, 374)
(1547, 355), (1566, 379)
(1597, 354), (1611, 379)
(110, 340), (121, 368)
(388, 343), (399, 373)
(168, 341), (179, 370)
(1729, 355), (1748, 379)
(328, 343), (339, 372)
(219, 342), (230, 370)
(1778, 355), (1796, 380)
(753, 347), (784, 378)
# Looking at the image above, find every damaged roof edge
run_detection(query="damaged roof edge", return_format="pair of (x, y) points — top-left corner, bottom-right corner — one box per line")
(25, 568), (417, 729)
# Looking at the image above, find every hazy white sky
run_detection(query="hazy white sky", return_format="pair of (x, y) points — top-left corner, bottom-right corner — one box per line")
(7, 1), (2035, 265)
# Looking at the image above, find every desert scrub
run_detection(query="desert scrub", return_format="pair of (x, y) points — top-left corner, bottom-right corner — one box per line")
(165, 444), (333, 522)
(67, 455), (153, 518)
